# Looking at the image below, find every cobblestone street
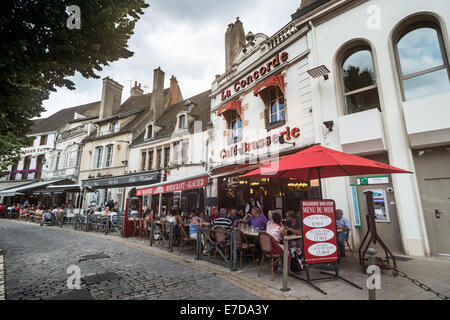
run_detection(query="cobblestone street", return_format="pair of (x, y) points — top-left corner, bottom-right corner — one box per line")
(0, 220), (265, 300)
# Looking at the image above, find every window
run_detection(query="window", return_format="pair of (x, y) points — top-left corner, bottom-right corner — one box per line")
(228, 110), (242, 142)
(39, 135), (48, 146)
(22, 157), (31, 180)
(267, 86), (285, 124)
(141, 152), (147, 171)
(35, 155), (44, 179)
(178, 114), (186, 129)
(156, 149), (162, 169)
(173, 141), (180, 166)
(9, 163), (18, 181)
(103, 144), (113, 168)
(109, 121), (119, 133)
(55, 152), (60, 170)
(148, 150), (154, 170)
(93, 146), (103, 169)
(341, 47), (380, 114)
(146, 124), (153, 139)
(164, 146), (170, 168)
(394, 20), (450, 100)
(181, 142), (189, 164)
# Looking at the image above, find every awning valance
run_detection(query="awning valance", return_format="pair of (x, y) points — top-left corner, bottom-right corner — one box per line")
(0, 178), (67, 196)
(217, 100), (242, 117)
(136, 175), (208, 196)
(82, 172), (158, 190)
(253, 74), (285, 96)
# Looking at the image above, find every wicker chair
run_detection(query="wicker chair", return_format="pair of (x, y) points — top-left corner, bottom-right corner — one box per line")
(177, 223), (196, 256)
(236, 230), (255, 268)
(257, 231), (288, 281)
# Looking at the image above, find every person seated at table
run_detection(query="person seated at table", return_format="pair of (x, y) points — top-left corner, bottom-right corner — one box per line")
(129, 206), (139, 219)
(266, 212), (285, 249)
(166, 209), (178, 224)
(228, 208), (243, 226)
(241, 208), (268, 231)
(189, 211), (204, 240)
(101, 206), (111, 217)
(336, 209), (350, 257)
(211, 210), (233, 229)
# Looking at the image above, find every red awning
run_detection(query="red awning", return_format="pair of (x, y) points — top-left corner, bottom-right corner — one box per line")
(217, 99), (242, 117)
(253, 74), (285, 96)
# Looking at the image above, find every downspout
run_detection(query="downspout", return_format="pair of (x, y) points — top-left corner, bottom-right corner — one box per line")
(308, 20), (327, 197)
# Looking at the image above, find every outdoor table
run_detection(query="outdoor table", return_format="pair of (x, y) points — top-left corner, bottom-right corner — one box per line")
(282, 234), (303, 292)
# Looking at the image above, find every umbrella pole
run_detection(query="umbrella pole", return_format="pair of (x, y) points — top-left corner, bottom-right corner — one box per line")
(317, 167), (323, 200)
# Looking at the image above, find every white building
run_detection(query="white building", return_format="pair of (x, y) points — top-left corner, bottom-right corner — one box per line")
(290, 0), (450, 256)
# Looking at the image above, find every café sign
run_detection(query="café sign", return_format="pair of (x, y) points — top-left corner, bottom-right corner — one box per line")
(220, 51), (289, 101)
(220, 126), (300, 159)
(136, 175), (209, 196)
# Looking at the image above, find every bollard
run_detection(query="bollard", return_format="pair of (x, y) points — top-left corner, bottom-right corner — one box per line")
(281, 235), (290, 292)
(149, 221), (155, 247)
(367, 248), (377, 300)
(169, 223), (174, 252)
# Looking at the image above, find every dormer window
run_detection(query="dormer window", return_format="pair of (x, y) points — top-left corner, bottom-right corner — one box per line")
(109, 121), (119, 133)
(178, 114), (186, 130)
(145, 124), (153, 139)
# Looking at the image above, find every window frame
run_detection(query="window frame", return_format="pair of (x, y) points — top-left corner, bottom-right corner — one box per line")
(266, 86), (286, 128)
(178, 114), (186, 130)
(103, 144), (114, 168)
(93, 146), (103, 169)
(39, 135), (48, 146)
(339, 44), (381, 115)
(393, 20), (450, 101)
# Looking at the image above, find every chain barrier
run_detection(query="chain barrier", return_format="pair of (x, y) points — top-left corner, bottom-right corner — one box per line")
(389, 266), (449, 300)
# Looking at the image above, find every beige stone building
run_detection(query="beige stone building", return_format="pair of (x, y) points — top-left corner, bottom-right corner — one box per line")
(79, 68), (183, 210)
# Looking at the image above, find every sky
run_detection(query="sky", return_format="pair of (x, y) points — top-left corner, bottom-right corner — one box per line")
(40, 0), (301, 119)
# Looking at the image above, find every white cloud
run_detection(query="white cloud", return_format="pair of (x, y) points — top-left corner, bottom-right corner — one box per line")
(39, 0), (298, 118)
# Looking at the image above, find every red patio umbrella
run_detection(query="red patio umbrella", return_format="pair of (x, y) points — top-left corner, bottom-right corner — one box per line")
(240, 145), (412, 198)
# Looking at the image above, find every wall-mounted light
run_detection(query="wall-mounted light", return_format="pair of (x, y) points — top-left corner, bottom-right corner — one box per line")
(323, 120), (334, 132)
(307, 65), (330, 80)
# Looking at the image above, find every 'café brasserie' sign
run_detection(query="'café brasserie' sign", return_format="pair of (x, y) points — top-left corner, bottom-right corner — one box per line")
(220, 126), (300, 159)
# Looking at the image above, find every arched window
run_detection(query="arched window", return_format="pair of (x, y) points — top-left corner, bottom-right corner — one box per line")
(341, 47), (380, 114)
(178, 114), (186, 129)
(103, 144), (114, 168)
(394, 18), (450, 101)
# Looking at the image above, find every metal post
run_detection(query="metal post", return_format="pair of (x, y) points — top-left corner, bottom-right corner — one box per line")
(281, 235), (290, 291)
(169, 223), (174, 252)
(196, 229), (201, 260)
(150, 220), (155, 247)
(232, 228), (238, 271)
(367, 248), (377, 300)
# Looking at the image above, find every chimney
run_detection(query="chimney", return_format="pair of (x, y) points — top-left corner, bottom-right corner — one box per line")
(99, 77), (123, 120)
(150, 67), (165, 121)
(225, 17), (245, 71)
(130, 81), (144, 97)
(169, 76), (179, 106)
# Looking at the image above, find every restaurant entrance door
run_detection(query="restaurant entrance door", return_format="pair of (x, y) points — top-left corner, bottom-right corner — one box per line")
(423, 178), (450, 256)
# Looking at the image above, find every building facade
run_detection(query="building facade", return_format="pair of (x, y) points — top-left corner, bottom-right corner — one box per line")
(290, 0), (450, 256)
(208, 17), (318, 214)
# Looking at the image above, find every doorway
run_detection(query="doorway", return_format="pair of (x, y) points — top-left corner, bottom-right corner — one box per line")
(422, 178), (450, 256)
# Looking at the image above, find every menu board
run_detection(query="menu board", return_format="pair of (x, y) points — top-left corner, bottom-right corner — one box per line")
(301, 200), (338, 264)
